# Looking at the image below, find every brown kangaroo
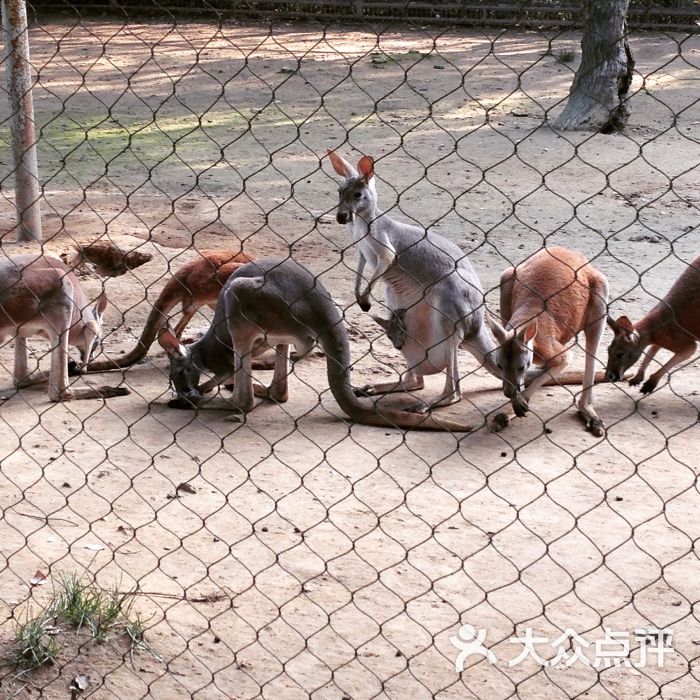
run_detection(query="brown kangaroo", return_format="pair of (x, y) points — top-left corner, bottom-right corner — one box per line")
(86, 250), (254, 372)
(487, 247), (609, 436)
(0, 254), (129, 401)
(606, 255), (700, 394)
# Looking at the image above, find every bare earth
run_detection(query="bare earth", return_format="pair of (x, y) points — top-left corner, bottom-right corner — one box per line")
(0, 18), (699, 699)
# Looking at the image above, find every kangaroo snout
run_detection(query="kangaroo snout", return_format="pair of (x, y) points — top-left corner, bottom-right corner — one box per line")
(336, 211), (351, 225)
(168, 389), (201, 410)
(605, 369), (619, 382)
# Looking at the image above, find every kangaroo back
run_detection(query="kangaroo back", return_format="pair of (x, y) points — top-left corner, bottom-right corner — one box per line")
(642, 255), (700, 340)
(509, 247), (596, 345)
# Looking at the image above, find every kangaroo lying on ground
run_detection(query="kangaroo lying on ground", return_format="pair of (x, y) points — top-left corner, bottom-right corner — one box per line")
(86, 249), (270, 372)
(487, 247), (609, 436)
(158, 256), (477, 431)
(328, 150), (501, 412)
(606, 254), (700, 394)
(0, 254), (129, 401)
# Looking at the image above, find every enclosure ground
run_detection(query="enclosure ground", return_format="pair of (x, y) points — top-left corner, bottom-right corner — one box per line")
(0, 19), (699, 699)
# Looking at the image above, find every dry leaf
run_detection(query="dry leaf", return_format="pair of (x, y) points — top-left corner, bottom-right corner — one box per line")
(177, 482), (197, 494)
(84, 543), (106, 551)
(30, 569), (48, 586)
(69, 673), (90, 696)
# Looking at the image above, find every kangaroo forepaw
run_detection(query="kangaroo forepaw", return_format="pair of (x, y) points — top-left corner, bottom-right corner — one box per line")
(354, 384), (375, 397)
(512, 396), (529, 418)
(628, 372), (645, 387)
(358, 299), (372, 313)
(640, 378), (658, 395)
(490, 413), (511, 432)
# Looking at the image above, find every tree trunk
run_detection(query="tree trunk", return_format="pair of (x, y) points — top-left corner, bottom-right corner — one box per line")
(1, 0), (42, 241)
(553, 0), (635, 133)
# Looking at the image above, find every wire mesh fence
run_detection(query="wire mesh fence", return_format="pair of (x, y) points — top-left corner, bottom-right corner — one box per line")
(0, 1), (699, 698)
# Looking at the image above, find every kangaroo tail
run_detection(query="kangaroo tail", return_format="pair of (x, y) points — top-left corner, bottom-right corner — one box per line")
(86, 294), (176, 372)
(322, 329), (476, 433)
(343, 396), (477, 432)
(545, 369), (627, 386)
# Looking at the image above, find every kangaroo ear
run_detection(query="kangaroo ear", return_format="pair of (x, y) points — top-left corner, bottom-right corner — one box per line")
(486, 311), (509, 345)
(357, 155), (374, 183)
(617, 315), (634, 332)
(94, 293), (108, 318)
(327, 149), (357, 179)
(370, 314), (391, 331)
(158, 327), (188, 359)
(517, 319), (538, 344)
(607, 315), (634, 335)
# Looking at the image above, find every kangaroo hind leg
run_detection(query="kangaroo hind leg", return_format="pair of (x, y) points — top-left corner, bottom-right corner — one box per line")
(577, 274), (608, 437)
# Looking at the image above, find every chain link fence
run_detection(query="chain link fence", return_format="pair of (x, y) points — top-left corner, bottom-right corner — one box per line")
(0, 1), (699, 698)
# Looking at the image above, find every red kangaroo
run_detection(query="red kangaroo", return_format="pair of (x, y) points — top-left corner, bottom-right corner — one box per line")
(487, 246), (609, 436)
(606, 255), (700, 394)
(0, 254), (128, 401)
(86, 250), (254, 372)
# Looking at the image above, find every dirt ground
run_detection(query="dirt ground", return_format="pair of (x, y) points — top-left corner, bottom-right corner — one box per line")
(0, 17), (699, 700)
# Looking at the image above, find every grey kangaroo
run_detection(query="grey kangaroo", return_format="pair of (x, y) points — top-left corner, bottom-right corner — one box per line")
(328, 150), (501, 412)
(158, 256), (477, 431)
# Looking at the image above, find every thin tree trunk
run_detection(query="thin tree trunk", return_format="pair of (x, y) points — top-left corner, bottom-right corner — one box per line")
(1, 0), (42, 241)
(553, 0), (634, 132)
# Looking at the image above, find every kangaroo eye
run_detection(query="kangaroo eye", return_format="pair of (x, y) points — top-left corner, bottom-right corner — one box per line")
(518, 365), (526, 372)
(353, 191), (362, 199)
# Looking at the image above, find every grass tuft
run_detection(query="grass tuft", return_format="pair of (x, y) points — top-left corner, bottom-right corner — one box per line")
(14, 612), (60, 670)
(11, 572), (148, 673)
(557, 49), (576, 64)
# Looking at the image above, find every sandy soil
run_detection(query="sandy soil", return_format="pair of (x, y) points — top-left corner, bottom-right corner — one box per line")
(0, 18), (699, 700)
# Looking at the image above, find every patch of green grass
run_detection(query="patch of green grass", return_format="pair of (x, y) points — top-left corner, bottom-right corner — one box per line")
(14, 611), (60, 671)
(557, 49), (576, 64)
(11, 572), (148, 673)
(54, 572), (130, 642)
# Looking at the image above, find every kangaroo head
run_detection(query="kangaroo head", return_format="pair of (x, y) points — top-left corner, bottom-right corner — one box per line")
(158, 327), (202, 407)
(75, 294), (107, 371)
(487, 313), (537, 399)
(605, 315), (642, 382)
(327, 150), (377, 225)
(371, 309), (408, 350)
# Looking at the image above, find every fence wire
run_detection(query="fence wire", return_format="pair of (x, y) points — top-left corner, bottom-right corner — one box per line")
(0, 2), (699, 699)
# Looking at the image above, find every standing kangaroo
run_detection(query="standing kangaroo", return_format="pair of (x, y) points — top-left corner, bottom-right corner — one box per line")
(327, 150), (501, 412)
(0, 254), (128, 401)
(606, 255), (700, 394)
(158, 256), (476, 431)
(487, 247), (609, 436)
(86, 250), (253, 372)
